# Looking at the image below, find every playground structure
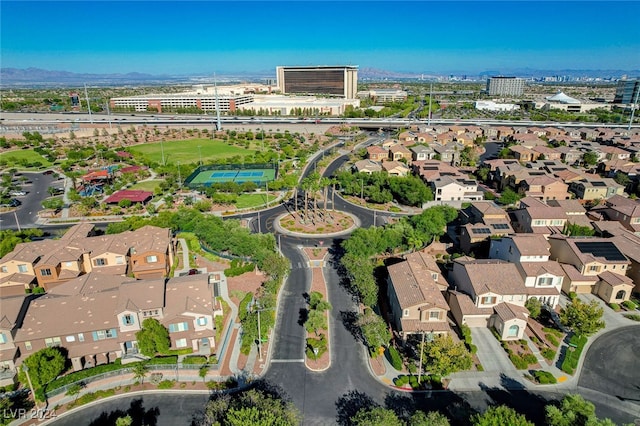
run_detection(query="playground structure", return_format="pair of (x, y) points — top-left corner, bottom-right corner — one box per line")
(78, 165), (119, 197)
(184, 163), (278, 188)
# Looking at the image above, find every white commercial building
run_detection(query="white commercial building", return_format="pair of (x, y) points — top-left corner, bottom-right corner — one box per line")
(475, 101), (520, 112)
(487, 76), (525, 96)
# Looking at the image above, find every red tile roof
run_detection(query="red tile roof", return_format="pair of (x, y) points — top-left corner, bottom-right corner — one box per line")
(104, 190), (153, 204)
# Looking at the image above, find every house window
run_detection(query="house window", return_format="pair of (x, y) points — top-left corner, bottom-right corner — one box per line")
(92, 329), (117, 341)
(78, 333), (84, 342)
(115, 256), (125, 265)
(481, 296), (497, 305)
(45, 337), (62, 347)
(143, 310), (159, 317)
(65, 335), (75, 343)
(197, 317), (207, 326)
(429, 311), (440, 321)
(589, 265), (598, 272)
(94, 258), (107, 266)
(122, 314), (135, 326)
(18, 264), (28, 273)
(65, 261), (73, 267)
(175, 338), (188, 348)
(24, 341), (32, 351)
(431, 273), (438, 281)
(537, 277), (554, 286)
(40, 268), (52, 276)
(169, 322), (189, 333)
(0, 333), (6, 344)
(403, 309), (409, 317)
(146, 255), (158, 263)
(0, 266), (7, 273)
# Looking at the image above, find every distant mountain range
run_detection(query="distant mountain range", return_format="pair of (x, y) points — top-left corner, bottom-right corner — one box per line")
(1, 67), (638, 87)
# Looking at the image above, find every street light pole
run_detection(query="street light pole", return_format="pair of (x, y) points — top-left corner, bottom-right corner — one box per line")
(418, 330), (425, 385)
(257, 308), (263, 362)
(198, 146), (202, 167)
(160, 139), (166, 166)
(23, 365), (39, 411)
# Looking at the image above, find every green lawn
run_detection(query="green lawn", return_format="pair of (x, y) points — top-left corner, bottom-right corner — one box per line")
(0, 149), (52, 168)
(129, 179), (163, 192)
(235, 193), (277, 209)
(128, 139), (255, 165)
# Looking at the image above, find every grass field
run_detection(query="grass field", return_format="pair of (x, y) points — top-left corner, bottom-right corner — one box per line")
(128, 139), (255, 165)
(0, 149), (52, 168)
(129, 180), (163, 192)
(235, 193), (277, 209)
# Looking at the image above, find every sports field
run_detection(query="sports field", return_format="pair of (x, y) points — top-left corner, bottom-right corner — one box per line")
(0, 149), (52, 168)
(128, 138), (255, 165)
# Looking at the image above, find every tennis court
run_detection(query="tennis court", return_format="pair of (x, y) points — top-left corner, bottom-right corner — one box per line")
(185, 164), (277, 188)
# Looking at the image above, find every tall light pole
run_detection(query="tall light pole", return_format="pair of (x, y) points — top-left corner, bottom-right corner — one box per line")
(160, 139), (166, 166)
(22, 365), (39, 410)
(360, 179), (364, 202)
(84, 83), (93, 124)
(418, 331), (425, 385)
(177, 161), (182, 188)
(198, 145), (202, 167)
(427, 83), (433, 127)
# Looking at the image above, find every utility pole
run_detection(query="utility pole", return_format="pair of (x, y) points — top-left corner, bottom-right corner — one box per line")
(13, 211), (21, 232)
(214, 73), (222, 132)
(257, 307), (262, 361)
(84, 83), (93, 124)
(160, 139), (166, 166)
(198, 145), (202, 167)
(257, 211), (261, 233)
(360, 179), (364, 202)
(105, 102), (112, 129)
(177, 161), (181, 188)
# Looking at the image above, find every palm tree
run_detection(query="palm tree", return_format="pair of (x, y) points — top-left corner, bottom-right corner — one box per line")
(319, 176), (331, 221)
(131, 361), (149, 385)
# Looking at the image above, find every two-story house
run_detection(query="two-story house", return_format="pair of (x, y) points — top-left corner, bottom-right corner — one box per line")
(548, 235), (631, 300)
(569, 177), (625, 201)
(489, 234), (563, 308)
(387, 252), (450, 341)
(595, 194), (640, 233)
(517, 175), (570, 202)
(410, 145), (436, 162)
(366, 146), (387, 162)
(432, 176), (483, 202)
(447, 258), (529, 340)
(0, 295), (31, 386)
(353, 159), (383, 175)
(389, 144), (412, 163)
(458, 201), (513, 254)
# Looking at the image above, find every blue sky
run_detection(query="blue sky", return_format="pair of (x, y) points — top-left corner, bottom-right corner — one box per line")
(2, 1), (639, 75)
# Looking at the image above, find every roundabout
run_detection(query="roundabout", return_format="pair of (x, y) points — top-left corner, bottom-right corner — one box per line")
(274, 210), (359, 237)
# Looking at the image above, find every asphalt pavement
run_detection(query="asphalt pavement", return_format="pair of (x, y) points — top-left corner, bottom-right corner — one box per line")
(0, 171), (61, 230)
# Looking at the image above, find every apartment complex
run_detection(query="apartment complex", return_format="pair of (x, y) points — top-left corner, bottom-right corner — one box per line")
(0, 224), (175, 295)
(276, 65), (358, 98)
(110, 92), (254, 113)
(0, 272), (224, 386)
(486, 76), (525, 96)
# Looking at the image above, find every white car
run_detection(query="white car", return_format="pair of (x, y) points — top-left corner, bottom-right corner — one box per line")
(9, 191), (26, 196)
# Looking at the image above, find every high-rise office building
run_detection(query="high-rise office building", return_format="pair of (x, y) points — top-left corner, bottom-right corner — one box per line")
(276, 65), (358, 98)
(486, 76), (525, 96)
(614, 78), (640, 104)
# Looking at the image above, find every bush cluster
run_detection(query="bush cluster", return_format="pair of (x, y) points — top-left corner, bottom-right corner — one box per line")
(509, 353), (538, 370)
(532, 370), (557, 384)
(609, 303), (620, 311)
(386, 346), (403, 370)
(157, 380), (175, 389)
(224, 259), (255, 277)
(541, 348), (556, 361)
(622, 300), (637, 310)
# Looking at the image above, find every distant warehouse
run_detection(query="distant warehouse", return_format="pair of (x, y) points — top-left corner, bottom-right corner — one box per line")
(276, 65), (358, 98)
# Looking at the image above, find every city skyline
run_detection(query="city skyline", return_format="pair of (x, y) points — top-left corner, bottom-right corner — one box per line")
(1, 1), (639, 76)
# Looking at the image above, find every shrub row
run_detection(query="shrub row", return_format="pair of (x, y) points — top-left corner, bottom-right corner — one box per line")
(224, 260), (255, 277)
(206, 377), (238, 391)
(622, 300), (637, 310)
(182, 355), (208, 365)
(624, 314), (640, 321)
(541, 348), (556, 361)
(561, 335), (587, 374)
(393, 374), (436, 390)
(67, 388), (116, 409)
(545, 333), (560, 347)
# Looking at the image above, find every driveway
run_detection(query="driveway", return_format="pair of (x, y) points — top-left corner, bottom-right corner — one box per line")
(470, 327), (518, 374)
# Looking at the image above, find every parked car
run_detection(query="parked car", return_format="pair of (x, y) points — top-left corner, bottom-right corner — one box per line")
(9, 191), (26, 196)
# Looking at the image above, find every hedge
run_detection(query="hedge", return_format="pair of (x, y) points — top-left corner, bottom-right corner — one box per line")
(157, 380), (175, 389)
(609, 303), (621, 311)
(532, 370), (557, 384)
(541, 348), (556, 361)
(561, 335), (587, 374)
(386, 346), (403, 371)
(622, 300), (637, 310)
(238, 292), (254, 322)
(545, 334), (560, 347)
(182, 356), (208, 365)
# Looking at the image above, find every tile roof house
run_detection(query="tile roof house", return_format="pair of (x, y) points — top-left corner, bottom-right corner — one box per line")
(388, 144), (413, 162)
(12, 273), (223, 374)
(353, 159), (383, 175)
(432, 176), (483, 202)
(0, 295), (30, 386)
(366, 146), (388, 161)
(386, 252), (450, 340)
(0, 224), (175, 292)
(448, 258), (529, 340)
(548, 235), (631, 298)
(517, 175), (570, 202)
(458, 201), (513, 254)
(594, 194), (640, 233)
(410, 145), (436, 161)
(381, 161), (410, 177)
(569, 177), (625, 201)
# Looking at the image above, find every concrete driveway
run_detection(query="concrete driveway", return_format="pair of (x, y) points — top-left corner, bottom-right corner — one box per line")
(471, 327), (518, 374)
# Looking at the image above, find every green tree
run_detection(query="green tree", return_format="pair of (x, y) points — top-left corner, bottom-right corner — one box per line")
(422, 334), (473, 378)
(305, 309), (327, 337)
(356, 308), (391, 354)
(497, 188), (521, 206)
(613, 172), (630, 187)
(582, 151), (599, 166)
(351, 407), (404, 426)
(19, 347), (67, 389)
(135, 318), (171, 356)
(560, 299), (605, 337)
(202, 388), (300, 426)
(546, 394), (616, 426)
(115, 416), (133, 426)
(471, 405), (533, 426)
(42, 198), (64, 210)
(525, 298), (541, 320)
(131, 362), (149, 384)
(409, 410), (450, 426)
(562, 222), (595, 237)
(118, 198), (132, 208)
